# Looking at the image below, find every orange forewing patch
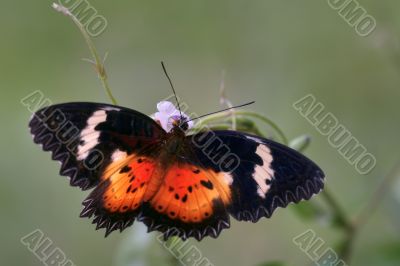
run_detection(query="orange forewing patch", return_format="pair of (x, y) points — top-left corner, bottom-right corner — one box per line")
(150, 164), (232, 223)
(102, 154), (156, 213)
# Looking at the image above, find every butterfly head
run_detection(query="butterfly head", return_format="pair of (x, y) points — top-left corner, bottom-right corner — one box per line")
(153, 101), (193, 133)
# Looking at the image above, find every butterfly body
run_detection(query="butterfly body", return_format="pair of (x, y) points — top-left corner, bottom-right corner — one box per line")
(162, 127), (187, 156)
(29, 101), (325, 240)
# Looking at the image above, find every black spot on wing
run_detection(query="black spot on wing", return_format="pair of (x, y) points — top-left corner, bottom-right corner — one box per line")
(200, 180), (214, 190)
(119, 165), (132, 174)
(181, 194), (188, 203)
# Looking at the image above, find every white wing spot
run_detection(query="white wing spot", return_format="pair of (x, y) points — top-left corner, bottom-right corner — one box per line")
(111, 149), (128, 162)
(253, 145), (274, 198)
(222, 172), (234, 185)
(77, 110), (107, 160)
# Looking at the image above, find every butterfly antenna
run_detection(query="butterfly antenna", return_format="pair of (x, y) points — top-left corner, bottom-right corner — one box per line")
(187, 101), (255, 123)
(161, 61), (182, 117)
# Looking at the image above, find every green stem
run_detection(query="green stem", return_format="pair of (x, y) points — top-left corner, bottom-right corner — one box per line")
(52, 3), (118, 105)
(321, 189), (356, 263)
(205, 123), (232, 130)
(353, 162), (400, 228)
(197, 110), (288, 144)
(205, 122), (266, 137)
(321, 189), (353, 231)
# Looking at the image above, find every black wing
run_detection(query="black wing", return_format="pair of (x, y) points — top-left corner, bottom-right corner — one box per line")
(187, 130), (325, 223)
(29, 102), (165, 190)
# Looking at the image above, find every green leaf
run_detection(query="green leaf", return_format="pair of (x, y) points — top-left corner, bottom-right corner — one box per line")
(289, 135), (311, 152)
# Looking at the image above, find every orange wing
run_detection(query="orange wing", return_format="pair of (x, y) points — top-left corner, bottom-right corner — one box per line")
(101, 154), (157, 213)
(80, 152), (159, 235)
(139, 163), (234, 240)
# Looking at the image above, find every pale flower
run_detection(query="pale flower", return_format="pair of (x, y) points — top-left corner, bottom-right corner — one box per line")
(152, 101), (193, 132)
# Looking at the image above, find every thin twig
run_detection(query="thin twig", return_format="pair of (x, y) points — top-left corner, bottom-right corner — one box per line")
(353, 162), (400, 228)
(219, 70), (237, 130)
(321, 189), (354, 231)
(52, 3), (118, 105)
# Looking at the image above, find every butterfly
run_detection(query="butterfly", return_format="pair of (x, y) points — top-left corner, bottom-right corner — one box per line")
(29, 98), (325, 241)
(28, 63), (324, 241)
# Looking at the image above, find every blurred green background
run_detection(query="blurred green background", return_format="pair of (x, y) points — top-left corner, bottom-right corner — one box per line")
(1, 0), (399, 265)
